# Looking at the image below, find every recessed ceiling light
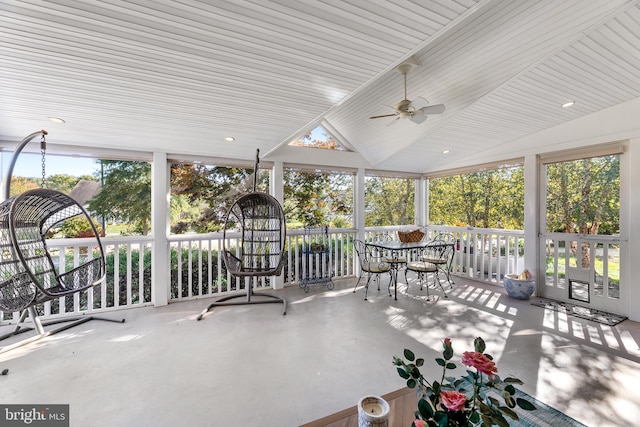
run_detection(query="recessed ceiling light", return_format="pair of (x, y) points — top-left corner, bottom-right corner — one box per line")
(224, 136), (235, 142)
(48, 117), (65, 123)
(561, 101), (575, 108)
(442, 149), (450, 154)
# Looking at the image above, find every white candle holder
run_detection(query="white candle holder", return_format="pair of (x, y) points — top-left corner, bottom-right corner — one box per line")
(357, 395), (390, 427)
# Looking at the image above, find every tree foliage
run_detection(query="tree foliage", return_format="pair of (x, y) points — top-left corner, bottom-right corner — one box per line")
(45, 174), (93, 194)
(170, 163), (266, 233)
(365, 176), (415, 226)
(8, 176), (39, 197)
(283, 168), (352, 228)
(429, 167), (525, 229)
(546, 155), (619, 235)
(88, 160), (151, 235)
(8, 173), (97, 197)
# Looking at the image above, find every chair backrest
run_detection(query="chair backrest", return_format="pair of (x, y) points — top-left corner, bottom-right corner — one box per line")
(222, 192), (286, 277)
(433, 231), (455, 245)
(423, 240), (454, 265)
(353, 239), (371, 270)
(0, 189), (105, 312)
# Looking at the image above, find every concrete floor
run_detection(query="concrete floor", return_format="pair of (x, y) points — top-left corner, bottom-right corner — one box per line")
(1, 276), (639, 427)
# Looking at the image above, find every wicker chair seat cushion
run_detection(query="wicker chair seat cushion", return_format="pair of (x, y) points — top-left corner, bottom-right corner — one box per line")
(407, 261), (438, 272)
(421, 255), (447, 264)
(363, 261), (391, 273)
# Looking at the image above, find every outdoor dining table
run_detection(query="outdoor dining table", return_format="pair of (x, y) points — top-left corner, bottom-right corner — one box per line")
(365, 240), (430, 300)
(366, 239), (455, 300)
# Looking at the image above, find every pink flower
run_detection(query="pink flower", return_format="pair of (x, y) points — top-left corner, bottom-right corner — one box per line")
(414, 420), (428, 427)
(440, 390), (467, 411)
(461, 351), (498, 379)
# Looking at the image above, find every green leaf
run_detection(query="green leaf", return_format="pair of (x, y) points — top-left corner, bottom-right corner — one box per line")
(433, 411), (449, 427)
(504, 396), (516, 408)
(418, 397), (434, 419)
(479, 401), (492, 415)
(498, 406), (519, 420)
(481, 414), (493, 426)
(397, 367), (410, 379)
(410, 366), (421, 379)
(488, 396), (500, 407)
(407, 378), (417, 388)
(503, 377), (523, 384)
(443, 347), (453, 360)
(492, 412), (510, 427)
(404, 349), (415, 361)
(435, 358), (445, 366)
(469, 411), (480, 423)
(474, 337), (486, 353)
(505, 384), (516, 395)
(516, 398), (537, 411)
(445, 362), (456, 369)
(416, 358), (424, 367)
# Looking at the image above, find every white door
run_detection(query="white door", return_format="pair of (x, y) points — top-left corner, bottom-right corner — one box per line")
(538, 151), (627, 315)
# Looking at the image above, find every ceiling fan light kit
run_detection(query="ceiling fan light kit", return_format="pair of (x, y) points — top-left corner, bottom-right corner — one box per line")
(369, 58), (445, 124)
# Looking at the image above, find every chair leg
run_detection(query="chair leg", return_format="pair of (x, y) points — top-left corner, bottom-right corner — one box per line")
(363, 274), (374, 300)
(424, 272), (431, 300)
(353, 275), (363, 293)
(445, 267), (455, 287)
(434, 270), (448, 298)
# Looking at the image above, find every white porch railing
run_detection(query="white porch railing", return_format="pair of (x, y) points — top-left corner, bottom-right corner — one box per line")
(167, 228), (358, 302)
(541, 233), (621, 299)
(1, 236), (153, 323)
(2, 225), (622, 324)
(365, 225), (526, 284)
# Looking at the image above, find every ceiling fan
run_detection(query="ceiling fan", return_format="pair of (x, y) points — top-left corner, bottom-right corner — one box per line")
(369, 61), (445, 124)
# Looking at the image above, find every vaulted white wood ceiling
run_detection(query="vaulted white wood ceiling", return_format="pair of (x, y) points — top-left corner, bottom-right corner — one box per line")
(1, 0), (639, 174)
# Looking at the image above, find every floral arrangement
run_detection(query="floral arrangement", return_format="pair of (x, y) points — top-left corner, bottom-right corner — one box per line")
(393, 337), (536, 427)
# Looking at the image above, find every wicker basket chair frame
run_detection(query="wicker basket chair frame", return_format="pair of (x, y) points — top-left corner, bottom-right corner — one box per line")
(0, 189), (105, 313)
(0, 131), (123, 353)
(197, 150), (287, 319)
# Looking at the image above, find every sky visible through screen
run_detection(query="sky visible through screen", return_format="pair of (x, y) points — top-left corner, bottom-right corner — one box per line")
(1, 152), (98, 178)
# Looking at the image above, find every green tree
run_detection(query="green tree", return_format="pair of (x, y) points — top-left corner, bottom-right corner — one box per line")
(545, 155), (619, 268)
(546, 155), (619, 235)
(365, 176), (415, 226)
(170, 163), (266, 233)
(429, 166), (525, 229)
(8, 176), (39, 197)
(283, 168), (352, 228)
(44, 174), (83, 194)
(88, 160), (151, 235)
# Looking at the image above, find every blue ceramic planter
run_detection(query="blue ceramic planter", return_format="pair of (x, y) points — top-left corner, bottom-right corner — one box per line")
(503, 274), (535, 300)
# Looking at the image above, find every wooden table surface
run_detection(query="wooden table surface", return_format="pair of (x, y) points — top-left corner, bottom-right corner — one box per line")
(300, 388), (417, 427)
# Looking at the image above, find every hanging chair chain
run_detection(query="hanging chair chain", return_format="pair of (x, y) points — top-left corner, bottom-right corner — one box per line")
(40, 134), (46, 188)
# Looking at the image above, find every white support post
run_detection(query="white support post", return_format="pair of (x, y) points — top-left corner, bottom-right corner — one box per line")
(624, 140), (638, 321)
(354, 168), (366, 278)
(271, 161), (285, 290)
(151, 152), (169, 306)
(523, 154), (539, 292)
(355, 168), (366, 242)
(415, 176), (428, 227)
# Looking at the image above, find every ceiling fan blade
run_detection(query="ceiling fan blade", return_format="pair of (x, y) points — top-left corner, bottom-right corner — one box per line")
(421, 104), (446, 115)
(410, 96), (430, 110)
(369, 113), (398, 119)
(410, 111), (428, 124)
